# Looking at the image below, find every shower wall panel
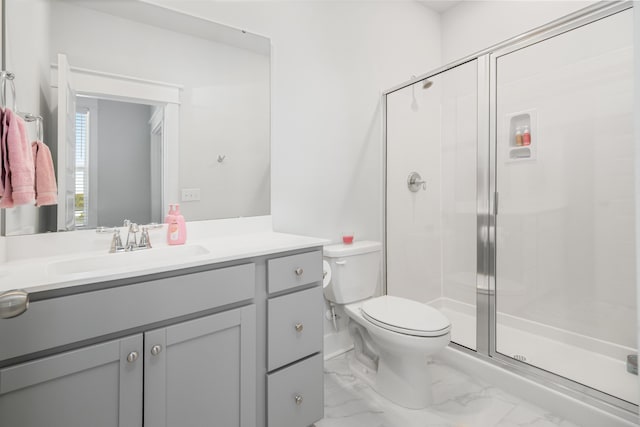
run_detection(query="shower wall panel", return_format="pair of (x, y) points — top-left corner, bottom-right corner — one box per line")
(386, 79), (444, 304)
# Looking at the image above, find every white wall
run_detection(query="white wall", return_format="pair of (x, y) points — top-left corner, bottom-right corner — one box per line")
(441, 1), (596, 64)
(3, 0), (52, 235)
(149, 0), (442, 243)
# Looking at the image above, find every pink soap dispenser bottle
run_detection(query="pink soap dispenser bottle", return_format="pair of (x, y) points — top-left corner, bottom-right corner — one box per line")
(167, 204), (187, 245)
(164, 204), (175, 224)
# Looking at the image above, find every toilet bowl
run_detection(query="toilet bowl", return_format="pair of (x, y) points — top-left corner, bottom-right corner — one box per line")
(323, 241), (451, 409)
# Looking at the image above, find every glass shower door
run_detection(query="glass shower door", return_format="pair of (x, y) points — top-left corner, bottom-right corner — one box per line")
(386, 60), (478, 350)
(493, 8), (636, 405)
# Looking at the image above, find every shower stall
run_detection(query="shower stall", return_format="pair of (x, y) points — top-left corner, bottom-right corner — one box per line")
(384, 1), (636, 418)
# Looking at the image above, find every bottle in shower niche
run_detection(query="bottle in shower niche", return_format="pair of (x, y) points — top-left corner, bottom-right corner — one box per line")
(167, 204), (187, 245)
(515, 127), (523, 146)
(522, 125), (531, 146)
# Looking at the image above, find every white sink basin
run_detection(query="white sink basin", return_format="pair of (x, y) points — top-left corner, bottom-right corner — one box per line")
(49, 244), (210, 276)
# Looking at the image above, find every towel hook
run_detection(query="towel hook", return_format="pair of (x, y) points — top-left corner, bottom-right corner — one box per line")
(0, 71), (16, 111)
(21, 113), (44, 141)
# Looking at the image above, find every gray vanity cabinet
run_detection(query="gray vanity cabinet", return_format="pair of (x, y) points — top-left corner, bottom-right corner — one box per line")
(0, 334), (143, 427)
(144, 305), (256, 427)
(0, 246), (325, 427)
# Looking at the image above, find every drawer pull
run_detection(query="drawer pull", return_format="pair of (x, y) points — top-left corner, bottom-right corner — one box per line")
(294, 267), (304, 276)
(294, 323), (304, 332)
(126, 351), (139, 363)
(150, 344), (163, 356)
(294, 394), (303, 406)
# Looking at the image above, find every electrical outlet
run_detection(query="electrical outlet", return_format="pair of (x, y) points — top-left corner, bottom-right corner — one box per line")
(181, 188), (201, 202)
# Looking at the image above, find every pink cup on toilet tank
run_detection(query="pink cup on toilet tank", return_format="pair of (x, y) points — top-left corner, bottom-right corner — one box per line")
(342, 232), (354, 244)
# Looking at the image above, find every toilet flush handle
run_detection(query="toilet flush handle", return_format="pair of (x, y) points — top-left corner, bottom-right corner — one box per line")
(335, 260), (347, 266)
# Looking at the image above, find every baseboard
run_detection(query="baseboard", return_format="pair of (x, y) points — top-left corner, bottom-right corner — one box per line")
(324, 329), (353, 360)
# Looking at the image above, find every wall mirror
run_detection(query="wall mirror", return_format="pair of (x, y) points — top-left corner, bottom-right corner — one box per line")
(1, 0), (271, 236)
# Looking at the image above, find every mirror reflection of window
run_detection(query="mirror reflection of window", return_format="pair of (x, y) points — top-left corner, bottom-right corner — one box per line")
(75, 108), (90, 228)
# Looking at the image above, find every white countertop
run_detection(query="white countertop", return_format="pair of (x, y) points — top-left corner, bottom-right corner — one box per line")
(0, 217), (329, 295)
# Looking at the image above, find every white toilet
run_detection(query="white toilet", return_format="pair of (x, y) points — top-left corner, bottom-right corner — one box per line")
(323, 241), (451, 409)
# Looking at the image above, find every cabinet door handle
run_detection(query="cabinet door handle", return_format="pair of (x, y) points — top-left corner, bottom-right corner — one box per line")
(150, 344), (163, 356)
(294, 267), (304, 276)
(0, 290), (29, 319)
(126, 351), (139, 363)
(294, 323), (304, 332)
(294, 394), (303, 406)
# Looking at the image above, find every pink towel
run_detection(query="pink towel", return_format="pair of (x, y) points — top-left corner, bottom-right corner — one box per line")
(0, 109), (35, 207)
(32, 141), (57, 206)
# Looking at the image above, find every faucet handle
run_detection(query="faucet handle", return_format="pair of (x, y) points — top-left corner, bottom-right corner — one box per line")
(139, 227), (152, 249)
(110, 229), (124, 253)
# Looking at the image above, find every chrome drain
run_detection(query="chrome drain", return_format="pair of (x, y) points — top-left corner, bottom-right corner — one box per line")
(513, 354), (527, 362)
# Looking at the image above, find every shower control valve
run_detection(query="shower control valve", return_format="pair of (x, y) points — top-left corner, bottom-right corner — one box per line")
(407, 172), (426, 192)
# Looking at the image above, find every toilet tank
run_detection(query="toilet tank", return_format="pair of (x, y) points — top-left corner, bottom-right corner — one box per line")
(323, 241), (382, 304)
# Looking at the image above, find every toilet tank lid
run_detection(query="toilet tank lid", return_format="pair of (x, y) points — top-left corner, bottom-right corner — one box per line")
(323, 241), (382, 257)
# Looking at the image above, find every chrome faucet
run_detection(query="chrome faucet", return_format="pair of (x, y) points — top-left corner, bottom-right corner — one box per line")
(98, 220), (162, 253)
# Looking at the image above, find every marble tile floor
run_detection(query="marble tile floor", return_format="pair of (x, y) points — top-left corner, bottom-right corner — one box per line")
(315, 351), (579, 427)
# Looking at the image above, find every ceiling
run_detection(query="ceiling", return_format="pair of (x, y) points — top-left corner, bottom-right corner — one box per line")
(418, 0), (462, 14)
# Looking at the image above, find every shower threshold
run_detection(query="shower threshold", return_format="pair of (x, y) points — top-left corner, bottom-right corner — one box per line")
(431, 298), (638, 406)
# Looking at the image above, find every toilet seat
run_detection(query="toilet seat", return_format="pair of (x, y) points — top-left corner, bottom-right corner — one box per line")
(361, 295), (451, 337)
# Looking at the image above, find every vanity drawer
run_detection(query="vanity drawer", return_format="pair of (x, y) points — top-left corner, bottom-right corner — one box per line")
(267, 250), (322, 294)
(267, 286), (323, 371)
(267, 353), (323, 427)
(0, 263), (255, 363)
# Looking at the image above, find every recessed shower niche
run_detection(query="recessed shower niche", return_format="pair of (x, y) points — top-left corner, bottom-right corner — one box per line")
(506, 110), (537, 161)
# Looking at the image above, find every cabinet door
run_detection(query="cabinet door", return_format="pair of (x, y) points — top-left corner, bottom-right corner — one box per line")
(0, 334), (143, 427)
(145, 305), (256, 427)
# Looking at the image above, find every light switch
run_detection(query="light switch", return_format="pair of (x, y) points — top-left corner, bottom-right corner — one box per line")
(181, 188), (201, 201)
